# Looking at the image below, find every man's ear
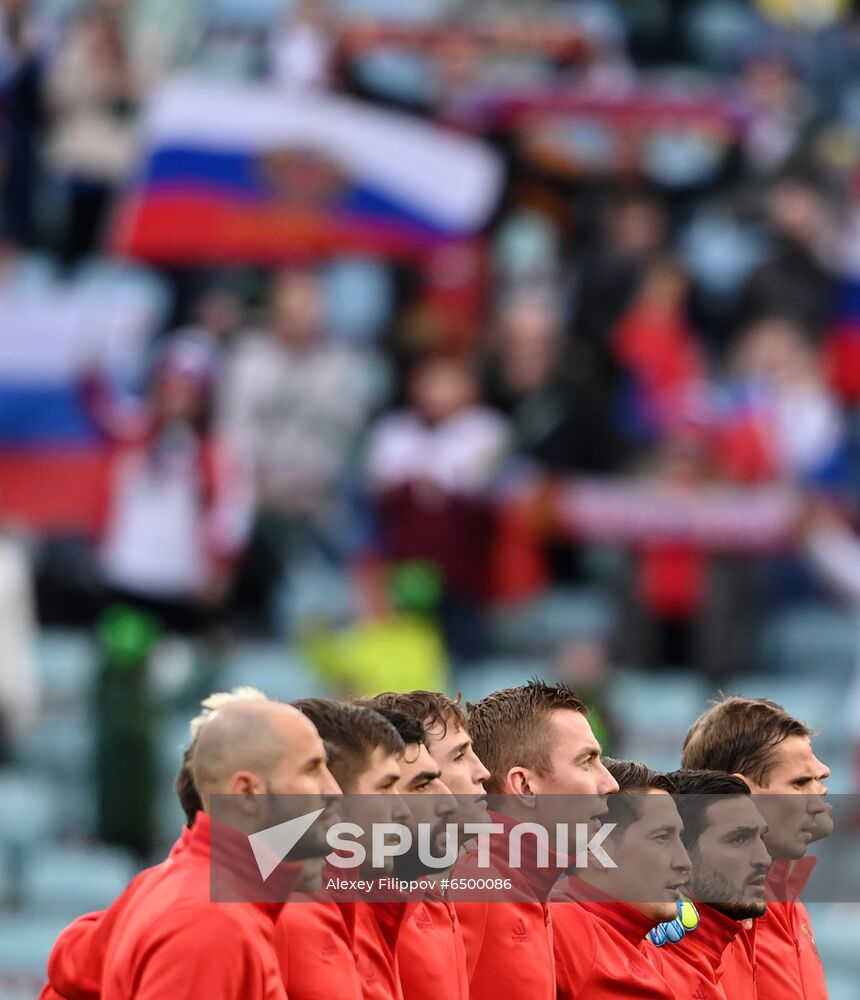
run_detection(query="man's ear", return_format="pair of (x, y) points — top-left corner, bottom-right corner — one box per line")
(506, 767), (537, 808)
(731, 772), (756, 792)
(230, 770), (264, 806)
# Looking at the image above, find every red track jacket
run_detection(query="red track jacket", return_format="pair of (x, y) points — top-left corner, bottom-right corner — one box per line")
(453, 813), (556, 1000)
(552, 880), (676, 1000)
(641, 902), (744, 1000)
(275, 900), (363, 1000)
(101, 813), (291, 1000)
(756, 858), (828, 1000)
(397, 896), (469, 1000)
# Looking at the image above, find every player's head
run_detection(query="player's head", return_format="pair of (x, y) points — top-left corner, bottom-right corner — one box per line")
(667, 769), (771, 920)
(190, 697), (339, 855)
(468, 680), (618, 798)
(357, 703), (456, 878)
(176, 686), (270, 825)
(293, 698), (404, 795)
(682, 696), (830, 859)
(368, 691), (490, 796)
(584, 760), (689, 922)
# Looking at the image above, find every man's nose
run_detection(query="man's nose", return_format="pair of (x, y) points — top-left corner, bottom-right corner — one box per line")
(598, 764), (620, 795)
(673, 840), (692, 874)
(393, 793), (411, 823)
(752, 838), (772, 871)
(322, 767), (341, 798)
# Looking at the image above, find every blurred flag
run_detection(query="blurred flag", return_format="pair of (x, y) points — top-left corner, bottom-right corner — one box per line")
(110, 77), (504, 264)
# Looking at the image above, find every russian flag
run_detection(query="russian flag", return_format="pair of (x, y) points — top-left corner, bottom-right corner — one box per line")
(110, 77), (505, 264)
(0, 265), (162, 532)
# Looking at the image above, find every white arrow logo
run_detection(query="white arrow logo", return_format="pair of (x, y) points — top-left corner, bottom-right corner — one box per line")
(248, 809), (325, 881)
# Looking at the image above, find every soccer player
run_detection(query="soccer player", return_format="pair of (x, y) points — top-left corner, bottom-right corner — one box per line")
(39, 687), (271, 1000)
(647, 769), (772, 1000)
(553, 760), (684, 999)
(682, 696), (831, 1000)
(462, 680), (618, 1000)
(101, 698), (339, 1000)
(282, 699), (408, 1000)
(364, 692), (487, 1000)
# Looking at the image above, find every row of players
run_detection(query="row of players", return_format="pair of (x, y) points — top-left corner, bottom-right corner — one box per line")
(40, 681), (832, 999)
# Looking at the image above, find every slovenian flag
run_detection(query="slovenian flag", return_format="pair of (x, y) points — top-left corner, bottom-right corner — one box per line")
(110, 77), (505, 264)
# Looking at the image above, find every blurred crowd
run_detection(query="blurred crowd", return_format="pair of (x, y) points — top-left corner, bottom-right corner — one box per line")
(4, 0), (860, 728)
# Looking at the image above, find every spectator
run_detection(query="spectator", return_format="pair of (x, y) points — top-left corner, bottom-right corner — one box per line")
(572, 191), (670, 391)
(366, 354), (509, 658)
(740, 176), (837, 337)
(0, 0), (49, 245)
(220, 269), (382, 627)
(90, 338), (253, 633)
(483, 287), (625, 474)
(269, 0), (334, 91)
(723, 315), (848, 485)
(45, 5), (137, 263)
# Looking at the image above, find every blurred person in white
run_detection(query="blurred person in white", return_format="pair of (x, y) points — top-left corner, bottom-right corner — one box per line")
(269, 0), (333, 91)
(366, 354), (509, 658)
(220, 269), (380, 618)
(45, 2), (137, 264)
(0, 526), (37, 760)
(90, 338), (254, 633)
(729, 316), (847, 484)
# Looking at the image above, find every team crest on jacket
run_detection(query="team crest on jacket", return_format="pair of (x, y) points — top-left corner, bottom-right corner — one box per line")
(801, 920), (821, 960)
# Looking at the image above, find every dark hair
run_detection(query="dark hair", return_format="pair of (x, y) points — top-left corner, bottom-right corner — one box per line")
(357, 702), (427, 749)
(293, 699), (404, 793)
(665, 769), (751, 851)
(682, 696), (811, 786)
(175, 743), (203, 826)
(603, 759), (677, 832)
(368, 691), (467, 739)
(467, 680), (587, 794)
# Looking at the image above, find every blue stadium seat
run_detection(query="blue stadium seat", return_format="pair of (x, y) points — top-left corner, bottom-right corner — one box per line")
(607, 669), (710, 768)
(17, 712), (94, 780)
(454, 658), (550, 706)
(758, 605), (858, 681)
(806, 904), (860, 987)
(490, 587), (617, 655)
(21, 845), (138, 919)
(35, 630), (97, 707)
(0, 773), (60, 856)
(218, 644), (327, 703)
(0, 916), (68, 998)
